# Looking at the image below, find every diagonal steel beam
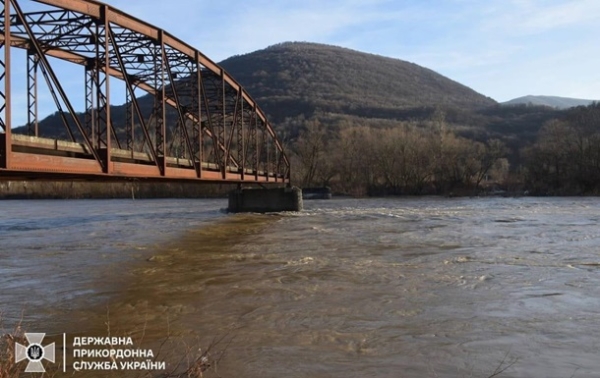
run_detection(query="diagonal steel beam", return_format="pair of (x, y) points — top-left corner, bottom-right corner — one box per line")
(108, 25), (161, 173)
(38, 61), (75, 142)
(10, 0), (103, 167)
(224, 90), (241, 169)
(164, 54), (198, 176)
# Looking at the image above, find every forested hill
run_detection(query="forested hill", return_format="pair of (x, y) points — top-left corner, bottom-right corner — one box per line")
(219, 42), (497, 122)
(23, 41), (544, 152)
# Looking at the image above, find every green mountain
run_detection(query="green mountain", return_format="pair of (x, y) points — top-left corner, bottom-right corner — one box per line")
(502, 95), (597, 109)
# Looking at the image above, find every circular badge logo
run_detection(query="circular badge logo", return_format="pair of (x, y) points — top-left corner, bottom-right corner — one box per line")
(26, 344), (44, 361)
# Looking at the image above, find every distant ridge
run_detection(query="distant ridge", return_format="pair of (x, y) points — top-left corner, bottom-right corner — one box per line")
(219, 42), (496, 122)
(502, 95), (597, 109)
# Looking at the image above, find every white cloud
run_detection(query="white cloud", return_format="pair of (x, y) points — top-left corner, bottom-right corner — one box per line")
(522, 4), (597, 31)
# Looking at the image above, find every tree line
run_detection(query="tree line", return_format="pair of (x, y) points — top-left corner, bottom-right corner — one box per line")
(289, 103), (600, 196)
(290, 115), (508, 196)
(522, 103), (600, 195)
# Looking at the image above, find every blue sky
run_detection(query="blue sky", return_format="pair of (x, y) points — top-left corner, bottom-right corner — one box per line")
(8, 0), (600, 125)
(108, 0), (600, 101)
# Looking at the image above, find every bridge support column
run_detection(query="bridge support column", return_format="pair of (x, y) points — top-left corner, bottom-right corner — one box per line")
(228, 186), (303, 213)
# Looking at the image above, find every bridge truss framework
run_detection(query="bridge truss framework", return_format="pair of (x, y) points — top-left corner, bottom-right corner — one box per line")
(0, 0), (290, 184)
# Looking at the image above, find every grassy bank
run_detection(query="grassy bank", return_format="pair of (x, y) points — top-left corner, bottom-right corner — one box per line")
(0, 181), (237, 200)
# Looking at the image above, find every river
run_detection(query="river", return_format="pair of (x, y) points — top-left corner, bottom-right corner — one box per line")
(1, 197), (599, 377)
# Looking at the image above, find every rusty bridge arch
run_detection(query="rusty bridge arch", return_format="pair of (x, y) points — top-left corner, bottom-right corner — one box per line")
(0, 0), (290, 184)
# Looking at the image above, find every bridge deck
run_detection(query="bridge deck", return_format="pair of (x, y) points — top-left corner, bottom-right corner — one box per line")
(0, 134), (283, 182)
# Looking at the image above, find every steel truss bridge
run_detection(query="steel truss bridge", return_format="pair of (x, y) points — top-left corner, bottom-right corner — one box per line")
(0, 0), (290, 184)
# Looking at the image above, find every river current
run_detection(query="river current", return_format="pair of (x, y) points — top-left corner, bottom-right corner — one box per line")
(1, 197), (600, 377)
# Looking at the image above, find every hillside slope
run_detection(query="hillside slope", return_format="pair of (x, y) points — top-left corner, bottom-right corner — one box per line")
(503, 95), (597, 109)
(24, 41), (498, 139)
(219, 42), (496, 122)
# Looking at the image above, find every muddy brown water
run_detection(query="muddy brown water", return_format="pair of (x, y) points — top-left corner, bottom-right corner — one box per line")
(1, 197), (600, 377)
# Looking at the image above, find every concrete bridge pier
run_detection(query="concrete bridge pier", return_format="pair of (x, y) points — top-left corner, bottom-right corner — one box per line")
(228, 186), (303, 213)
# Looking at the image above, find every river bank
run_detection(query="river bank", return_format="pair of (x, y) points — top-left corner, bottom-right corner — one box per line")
(0, 181), (236, 199)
